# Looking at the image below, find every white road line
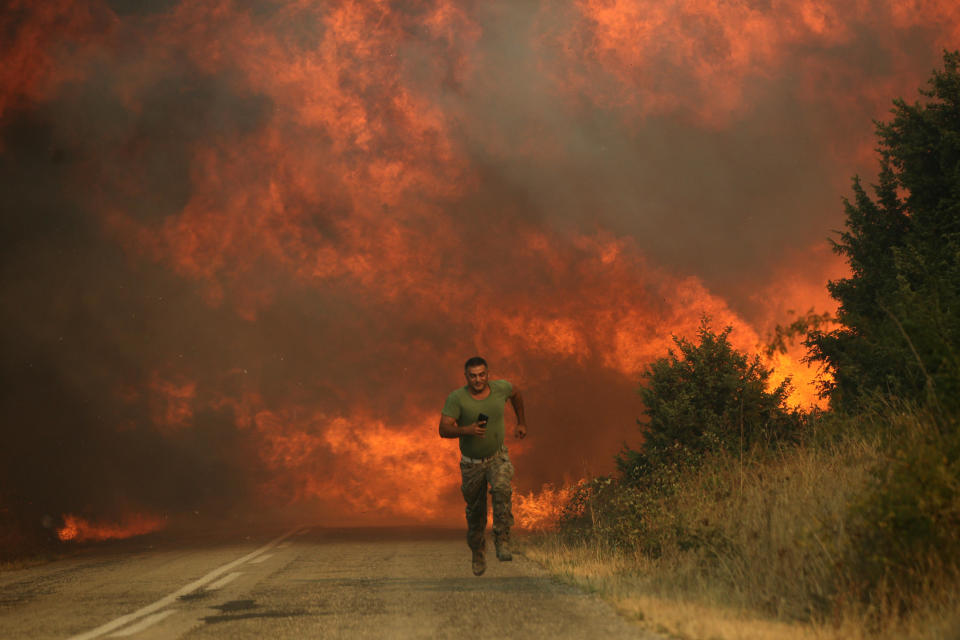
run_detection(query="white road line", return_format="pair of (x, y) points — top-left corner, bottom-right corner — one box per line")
(67, 526), (301, 640)
(106, 610), (177, 638)
(205, 571), (241, 590)
(249, 553), (273, 564)
(277, 541), (291, 549)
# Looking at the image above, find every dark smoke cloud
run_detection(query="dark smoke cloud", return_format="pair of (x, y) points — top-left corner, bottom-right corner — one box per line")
(1, 0), (955, 547)
(0, 106), (263, 534)
(447, 1), (947, 298)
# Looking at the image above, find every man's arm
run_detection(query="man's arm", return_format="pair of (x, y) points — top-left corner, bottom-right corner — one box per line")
(509, 389), (527, 439)
(439, 414), (487, 438)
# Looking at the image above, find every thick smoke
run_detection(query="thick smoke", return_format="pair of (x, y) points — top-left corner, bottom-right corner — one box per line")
(1, 0), (955, 547)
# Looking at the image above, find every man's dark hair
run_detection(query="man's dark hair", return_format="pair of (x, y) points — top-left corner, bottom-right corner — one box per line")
(464, 356), (487, 370)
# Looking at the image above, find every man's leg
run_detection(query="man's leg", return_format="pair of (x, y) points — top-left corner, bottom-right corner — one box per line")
(488, 449), (515, 561)
(460, 461), (488, 575)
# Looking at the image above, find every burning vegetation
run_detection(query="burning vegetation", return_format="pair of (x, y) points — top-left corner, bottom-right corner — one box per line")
(56, 513), (166, 543)
(1, 0), (957, 557)
(527, 51), (960, 639)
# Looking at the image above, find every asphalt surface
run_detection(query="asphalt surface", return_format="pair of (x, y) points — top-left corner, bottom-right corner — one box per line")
(0, 525), (658, 639)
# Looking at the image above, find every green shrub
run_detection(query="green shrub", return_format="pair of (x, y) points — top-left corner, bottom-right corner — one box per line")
(618, 318), (802, 482)
(844, 407), (960, 610)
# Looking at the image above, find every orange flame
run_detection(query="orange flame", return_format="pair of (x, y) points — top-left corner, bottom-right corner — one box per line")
(9, 0), (932, 533)
(515, 483), (577, 531)
(56, 513), (166, 543)
(540, 0), (960, 126)
(211, 393), (464, 524)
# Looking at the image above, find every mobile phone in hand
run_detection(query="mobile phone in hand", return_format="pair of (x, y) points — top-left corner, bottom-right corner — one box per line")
(477, 413), (489, 425)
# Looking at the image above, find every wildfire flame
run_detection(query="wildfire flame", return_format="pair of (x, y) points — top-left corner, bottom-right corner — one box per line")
(543, 0), (960, 125)
(3, 0), (954, 539)
(56, 513), (166, 543)
(515, 484), (577, 531)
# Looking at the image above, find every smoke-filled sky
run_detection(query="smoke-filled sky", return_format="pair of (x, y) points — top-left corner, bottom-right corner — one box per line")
(2, 0), (958, 536)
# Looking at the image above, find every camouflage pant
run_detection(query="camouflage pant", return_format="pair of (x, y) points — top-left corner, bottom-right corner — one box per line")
(460, 447), (514, 551)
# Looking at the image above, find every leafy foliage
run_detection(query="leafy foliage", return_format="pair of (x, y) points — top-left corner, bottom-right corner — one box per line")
(617, 319), (800, 481)
(764, 308), (835, 358)
(844, 406), (960, 606)
(558, 465), (739, 566)
(808, 51), (960, 412)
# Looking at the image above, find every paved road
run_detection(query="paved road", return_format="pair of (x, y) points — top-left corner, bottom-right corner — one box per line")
(0, 525), (657, 639)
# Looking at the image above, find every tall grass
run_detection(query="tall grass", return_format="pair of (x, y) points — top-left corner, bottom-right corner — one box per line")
(520, 407), (960, 639)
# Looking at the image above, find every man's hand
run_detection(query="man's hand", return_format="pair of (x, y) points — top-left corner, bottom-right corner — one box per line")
(463, 421), (487, 437)
(515, 423), (527, 439)
(439, 414), (488, 438)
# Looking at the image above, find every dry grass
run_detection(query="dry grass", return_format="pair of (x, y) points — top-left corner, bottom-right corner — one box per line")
(662, 438), (875, 620)
(518, 431), (960, 640)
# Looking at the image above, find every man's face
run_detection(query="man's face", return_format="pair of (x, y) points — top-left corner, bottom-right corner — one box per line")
(465, 365), (489, 393)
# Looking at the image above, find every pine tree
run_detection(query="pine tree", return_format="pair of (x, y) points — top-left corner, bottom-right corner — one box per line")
(808, 51), (960, 412)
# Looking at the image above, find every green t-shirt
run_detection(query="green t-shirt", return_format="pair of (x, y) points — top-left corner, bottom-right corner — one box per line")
(441, 379), (514, 458)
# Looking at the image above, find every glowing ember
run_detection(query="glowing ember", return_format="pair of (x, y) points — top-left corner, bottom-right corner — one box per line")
(56, 513), (166, 543)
